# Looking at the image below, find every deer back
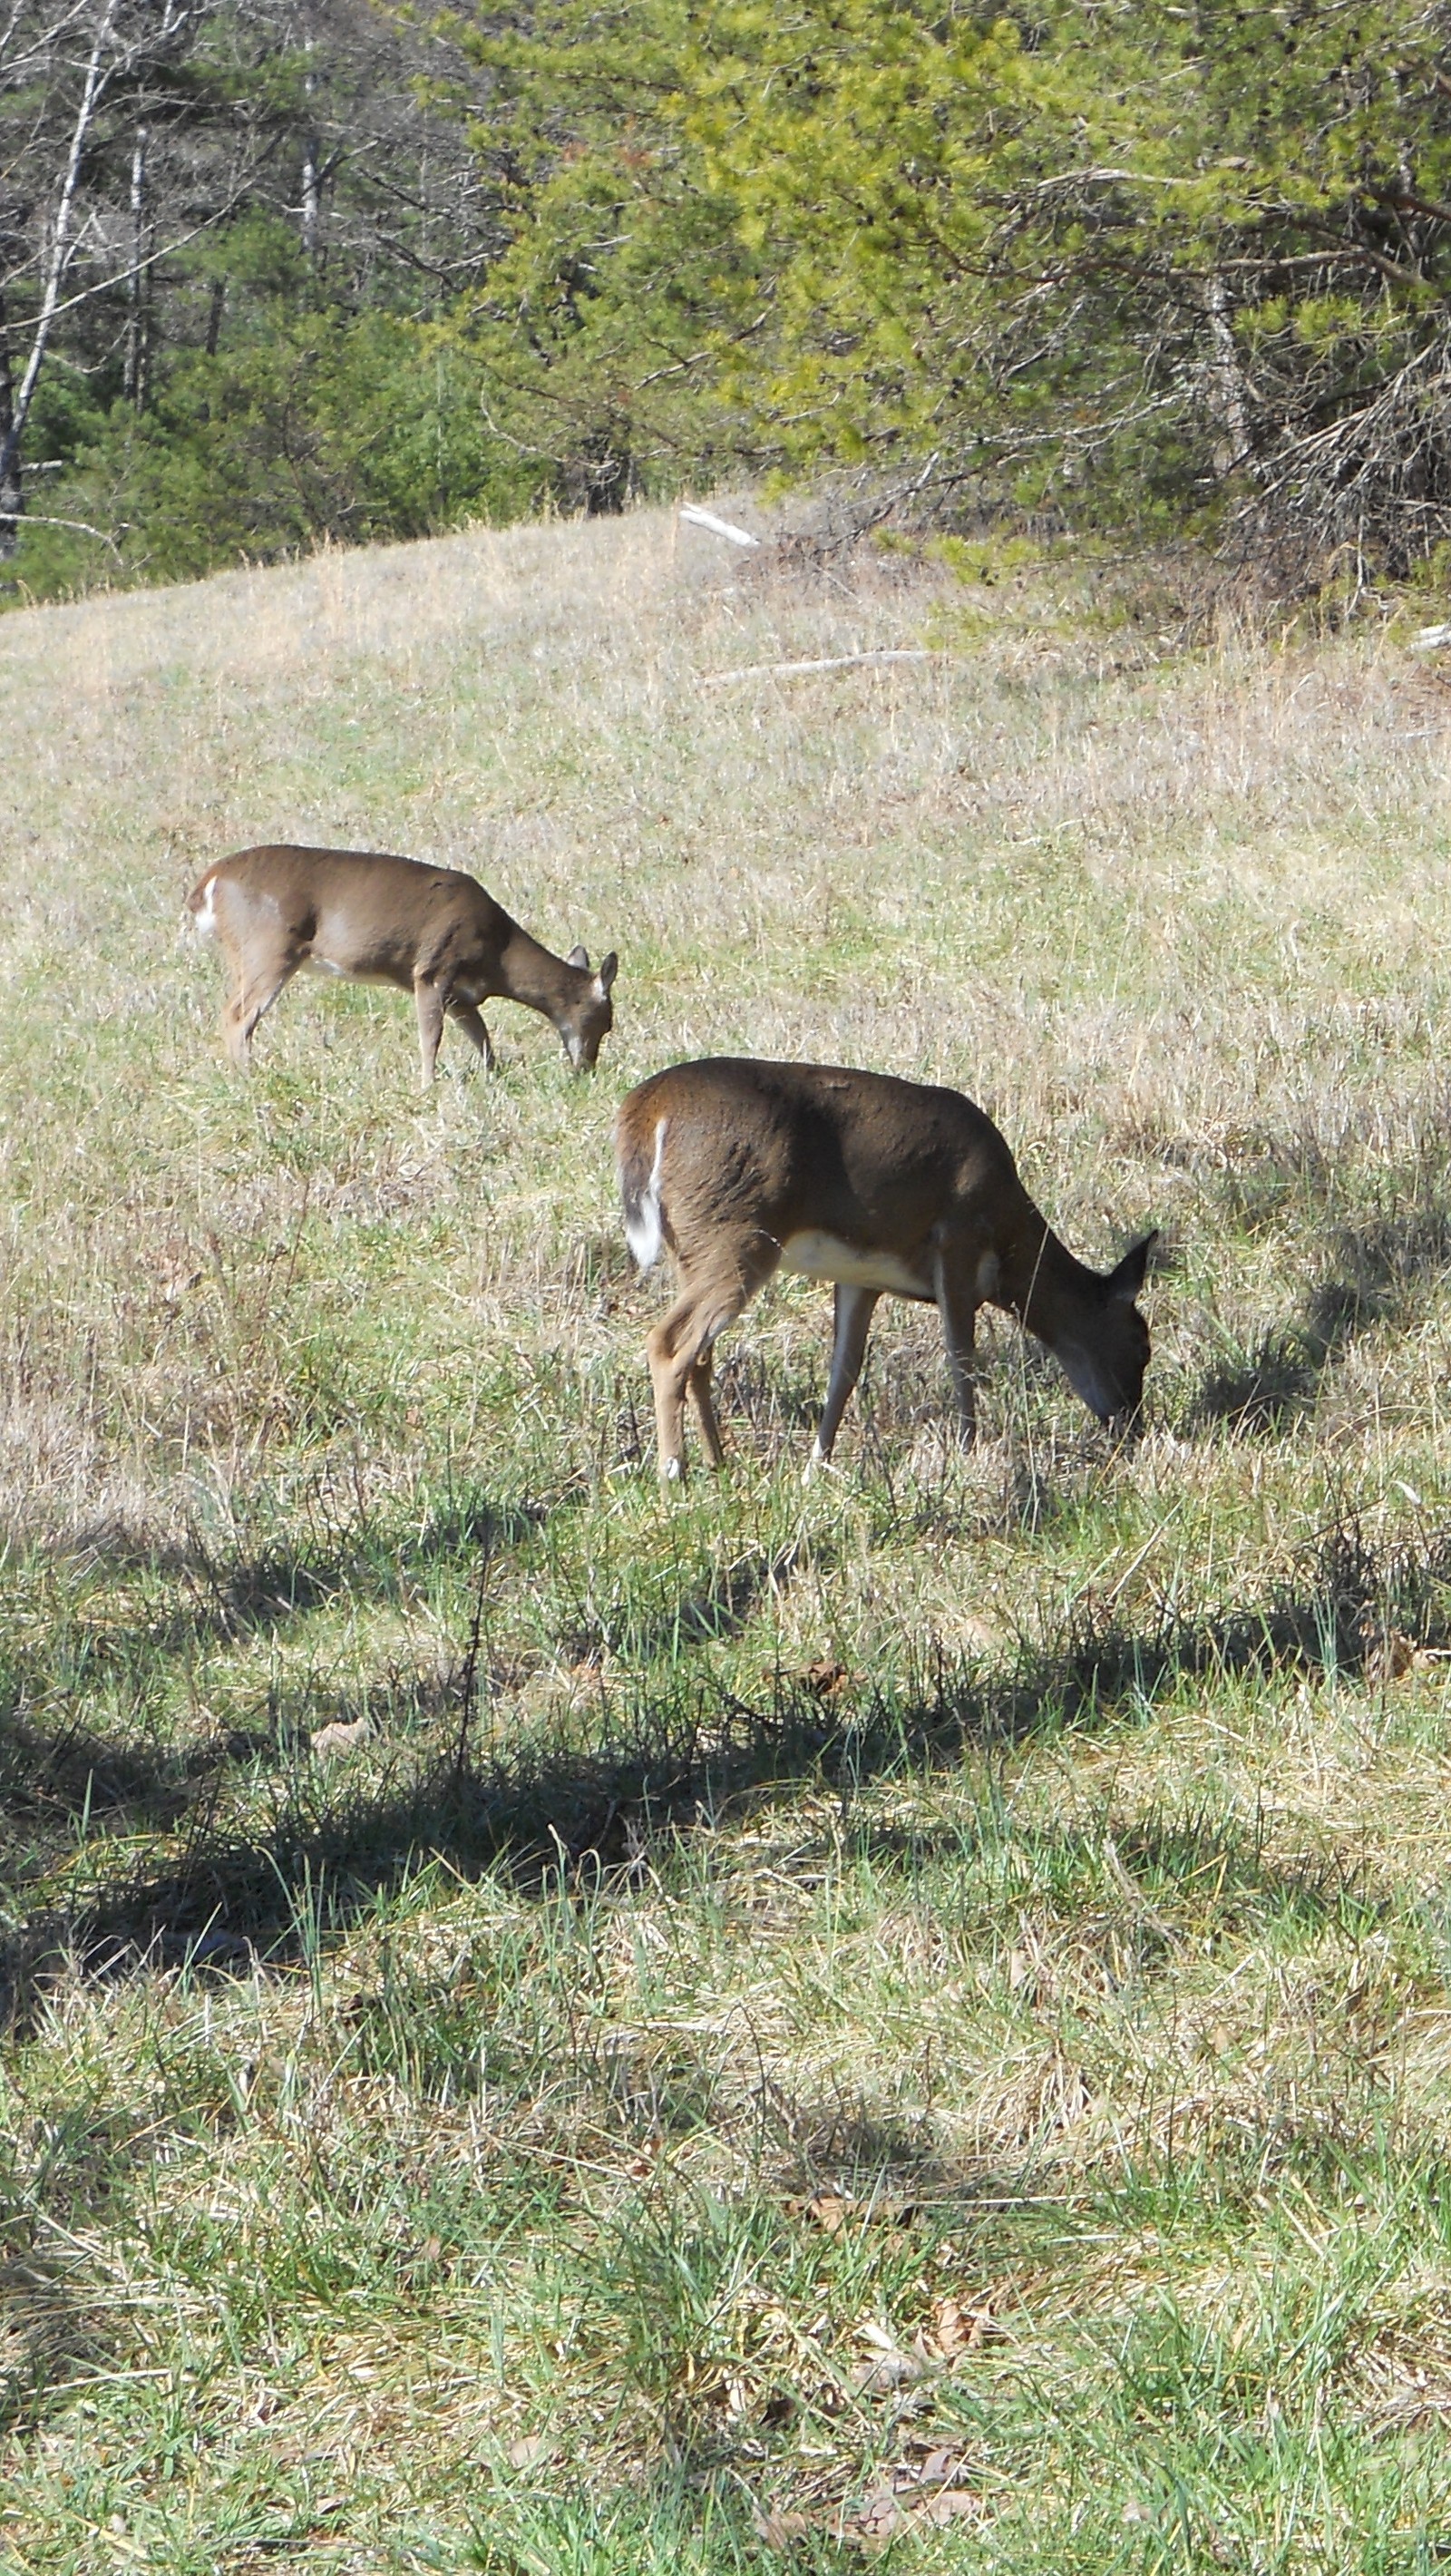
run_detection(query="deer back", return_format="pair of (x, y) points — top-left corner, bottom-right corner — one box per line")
(618, 1058), (1024, 1273)
(192, 845), (511, 989)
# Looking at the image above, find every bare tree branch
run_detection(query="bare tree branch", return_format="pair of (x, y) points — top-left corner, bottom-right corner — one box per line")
(2, 0), (123, 525)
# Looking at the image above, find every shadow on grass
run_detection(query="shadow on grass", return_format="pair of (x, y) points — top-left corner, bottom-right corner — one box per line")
(0, 1480), (542, 1739)
(73, 1491), (548, 1658)
(0, 2250), (96, 2435)
(580, 1538), (818, 1664)
(1195, 1188), (1451, 1432)
(4, 1516), (1445, 2022)
(0, 1491), (549, 1875)
(715, 1350), (825, 1442)
(0, 1712), (278, 1842)
(0, 1658), (463, 1859)
(853, 1796), (1378, 1971)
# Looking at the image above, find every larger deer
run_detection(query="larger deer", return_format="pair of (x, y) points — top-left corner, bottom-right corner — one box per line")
(185, 844), (618, 1084)
(617, 1057), (1155, 1479)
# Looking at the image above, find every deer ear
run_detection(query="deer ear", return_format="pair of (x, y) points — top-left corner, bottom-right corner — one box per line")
(1107, 1230), (1158, 1302)
(568, 944), (589, 971)
(599, 951), (618, 992)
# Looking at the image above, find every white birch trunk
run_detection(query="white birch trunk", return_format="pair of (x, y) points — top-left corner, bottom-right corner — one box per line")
(300, 40), (321, 264)
(0, 302), (19, 558)
(1198, 273), (1252, 475)
(123, 117), (149, 405)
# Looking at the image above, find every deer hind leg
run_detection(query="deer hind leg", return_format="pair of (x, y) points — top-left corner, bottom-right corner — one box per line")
(646, 1290), (727, 1483)
(221, 943), (300, 1069)
(809, 1284), (881, 1473)
(645, 1244), (774, 1482)
(687, 1342), (726, 1469)
(446, 1000), (495, 1073)
(931, 1243), (979, 1444)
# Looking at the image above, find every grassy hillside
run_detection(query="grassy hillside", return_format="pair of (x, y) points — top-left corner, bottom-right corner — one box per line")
(5, 507), (1451, 2571)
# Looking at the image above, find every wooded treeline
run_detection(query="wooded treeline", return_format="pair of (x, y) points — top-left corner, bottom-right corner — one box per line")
(5, 0), (1451, 600)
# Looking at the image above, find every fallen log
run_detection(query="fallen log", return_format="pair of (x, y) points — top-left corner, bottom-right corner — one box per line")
(679, 503), (760, 549)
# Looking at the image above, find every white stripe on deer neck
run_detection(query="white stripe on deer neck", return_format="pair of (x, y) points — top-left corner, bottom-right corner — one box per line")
(778, 1231), (930, 1298)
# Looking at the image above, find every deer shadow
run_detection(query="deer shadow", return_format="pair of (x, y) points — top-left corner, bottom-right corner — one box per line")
(561, 1536), (823, 1670)
(1193, 1190), (1451, 1433)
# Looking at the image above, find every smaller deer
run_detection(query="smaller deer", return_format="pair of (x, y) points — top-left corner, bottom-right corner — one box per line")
(185, 844), (618, 1084)
(616, 1056), (1155, 1479)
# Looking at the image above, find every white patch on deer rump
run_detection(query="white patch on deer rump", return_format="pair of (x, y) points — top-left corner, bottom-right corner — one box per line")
(623, 1118), (667, 1270)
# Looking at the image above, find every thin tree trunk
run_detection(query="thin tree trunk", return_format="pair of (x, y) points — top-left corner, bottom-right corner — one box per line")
(1198, 273), (1252, 474)
(0, 294), (19, 559)
(301, 138), (321, 261)
(123, 119), (150, 406)
(300, 38), (321, 266)
(205, 273), (225, 356)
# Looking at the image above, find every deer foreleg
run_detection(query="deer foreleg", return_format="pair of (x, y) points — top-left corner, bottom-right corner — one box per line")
(932, 1248), (979, 1444)
(809, 1284), (880, 1472)
(414, 977), (446, 1088)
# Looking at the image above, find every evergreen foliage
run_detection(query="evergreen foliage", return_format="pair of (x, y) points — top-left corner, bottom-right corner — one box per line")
(451, 0), (761, 512)
(8, 0), (1451, 596)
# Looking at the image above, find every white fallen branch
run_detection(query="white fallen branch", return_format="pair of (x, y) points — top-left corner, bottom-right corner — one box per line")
(679, 503), (761, 548)
(1410, 621), (1451, 650)
(2, 511), (124, 549)
(700, 648), (939, 688)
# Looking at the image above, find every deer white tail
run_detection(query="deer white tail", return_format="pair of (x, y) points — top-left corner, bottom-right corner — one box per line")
(185, 872), (219, 943)
(620, 1117), (667, 1270)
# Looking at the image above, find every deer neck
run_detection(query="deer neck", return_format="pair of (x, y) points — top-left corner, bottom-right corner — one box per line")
(998, 1221), (1100, 1351)
(500, 923), (580, 1026)
(998, 1218), (1122, 1418)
